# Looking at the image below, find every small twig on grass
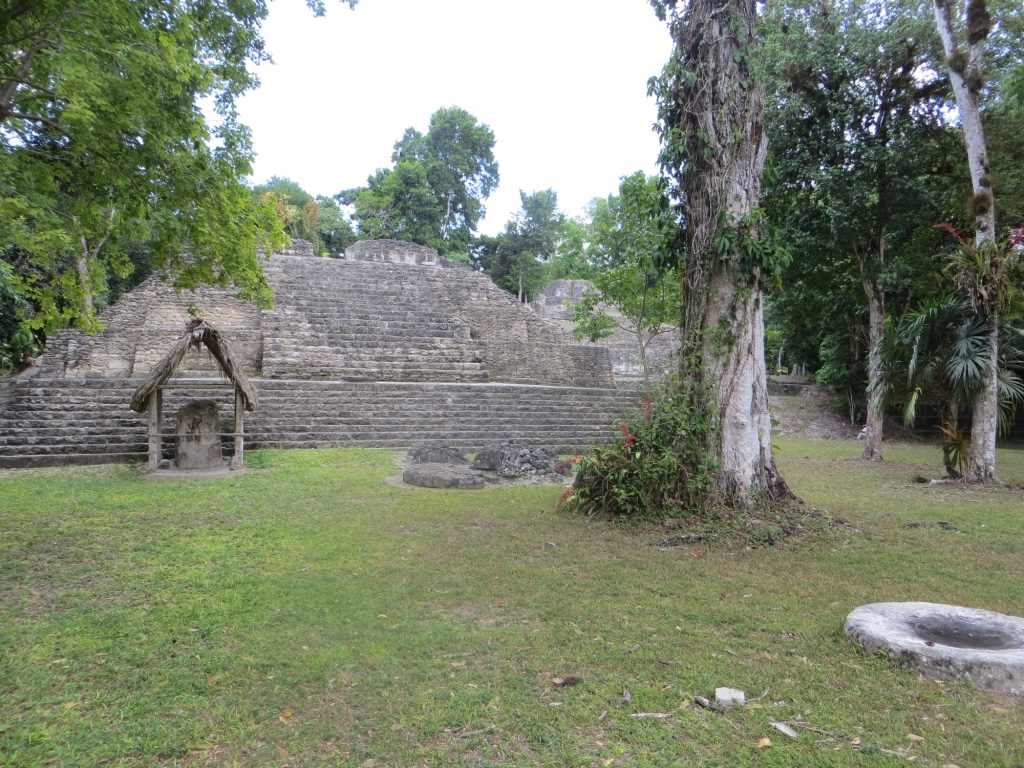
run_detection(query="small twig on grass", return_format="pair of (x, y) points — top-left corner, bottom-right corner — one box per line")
(721, 716), (742, 732)
(657, 659), (684, 666)
(694, 696), (725, 713)
(458, 726), (495, 738)
(441, 652), (475, 659)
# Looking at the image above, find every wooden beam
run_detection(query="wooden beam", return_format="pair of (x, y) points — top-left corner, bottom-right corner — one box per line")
(230, 386), (245, 470)
(147, 390), (162, 470)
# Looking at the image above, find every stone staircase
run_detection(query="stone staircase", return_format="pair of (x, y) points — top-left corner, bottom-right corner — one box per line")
(0, 377), (638, 468)
(260, 257), (489, 382)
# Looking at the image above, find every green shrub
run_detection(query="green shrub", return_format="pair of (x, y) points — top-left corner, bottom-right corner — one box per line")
(560, 373), (718, 521)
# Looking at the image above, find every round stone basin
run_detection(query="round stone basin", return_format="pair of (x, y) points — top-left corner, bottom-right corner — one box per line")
(845, 602), (1024, 695)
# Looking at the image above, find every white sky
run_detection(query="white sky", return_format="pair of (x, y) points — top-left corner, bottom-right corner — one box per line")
(237, 0), (674, 235)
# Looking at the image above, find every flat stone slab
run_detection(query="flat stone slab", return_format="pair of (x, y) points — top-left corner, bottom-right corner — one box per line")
(408, 442), (468, 465)
(845, 602), (1024, 694)
(402, 463), (484, 490)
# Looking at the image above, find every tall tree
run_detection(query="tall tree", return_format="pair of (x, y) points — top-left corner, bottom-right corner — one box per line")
(649, 0), (791, 506)
(570, 173), (681, 383)
(388, 107), (499, 255)
(252, 177), (355, 256)
(340, 162), (443, 249)
(762, 0), (956, 461)
(933, 0), (1003, 480)
(474, 189), (563, 302)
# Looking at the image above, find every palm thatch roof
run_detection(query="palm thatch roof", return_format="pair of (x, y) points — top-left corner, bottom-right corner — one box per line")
(130, 318), (258, 413)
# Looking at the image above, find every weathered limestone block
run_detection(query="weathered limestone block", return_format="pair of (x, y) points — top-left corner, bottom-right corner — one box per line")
(346, 239), (440, 266)
(175, 400), (222, 469)
(402, 463), (484, 489)
(408, 442), (467, 465)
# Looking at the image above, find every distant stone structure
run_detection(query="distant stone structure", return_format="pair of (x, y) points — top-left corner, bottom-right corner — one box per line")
(530, 279), (677, 385)
(0, 240), (637, 468)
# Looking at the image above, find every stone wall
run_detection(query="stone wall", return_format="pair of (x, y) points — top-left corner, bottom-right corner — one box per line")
(345, 238), (440, 266)
(33, 240), (615, 389)
(37, 275), (264, 380)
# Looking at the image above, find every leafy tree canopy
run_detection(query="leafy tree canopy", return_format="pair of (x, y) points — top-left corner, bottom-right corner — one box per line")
(345, 106), (498, 255)
(0, 0), (355, 334)
(473, 189), (563, 302)
(570, 173), (680, 383)
(252, 177), (355, 257)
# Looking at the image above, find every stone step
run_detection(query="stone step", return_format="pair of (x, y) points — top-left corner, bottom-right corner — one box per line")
(0, 376), (634, 467)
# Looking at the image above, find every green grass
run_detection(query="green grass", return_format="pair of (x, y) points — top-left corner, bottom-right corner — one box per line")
(1, 440), (1023, 767)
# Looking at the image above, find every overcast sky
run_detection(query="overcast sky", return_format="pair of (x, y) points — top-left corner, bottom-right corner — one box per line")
(237, 0), (674, 235)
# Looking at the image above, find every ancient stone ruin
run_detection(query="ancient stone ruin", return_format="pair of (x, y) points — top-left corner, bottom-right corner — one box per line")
(0, 240), (638, 468)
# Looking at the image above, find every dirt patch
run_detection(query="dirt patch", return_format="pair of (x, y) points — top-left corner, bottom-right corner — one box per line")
(769, 395), (930, 443)
(769, 395), (859, 440)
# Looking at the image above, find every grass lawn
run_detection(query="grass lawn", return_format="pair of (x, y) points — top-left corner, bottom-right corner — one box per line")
(1, 440), (1023, 767)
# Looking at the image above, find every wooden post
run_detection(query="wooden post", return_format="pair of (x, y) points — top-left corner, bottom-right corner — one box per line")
(147, 389), (162, 470)
(230, 386), (244, 470)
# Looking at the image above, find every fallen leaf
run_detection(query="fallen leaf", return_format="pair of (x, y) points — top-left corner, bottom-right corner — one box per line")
(907, 734), (925, 743)
(377, 614), (387, 618)
(627, 644), (640, 653)
(276, 745), (289, 758)
(679, 700), (691, 709)
(622, 688), (632, 703)
(992, 706), (1009, 713)
(598, 710), (608, 722)
(603, 760), (614, 767)
(192, 743), (214, 751)
(279, 710), (293, 723)
(758, 737), (772, 749)
(206, 674), (222, 685)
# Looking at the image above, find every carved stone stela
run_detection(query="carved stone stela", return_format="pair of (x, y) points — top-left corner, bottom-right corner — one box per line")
(174, 400), (222, 469)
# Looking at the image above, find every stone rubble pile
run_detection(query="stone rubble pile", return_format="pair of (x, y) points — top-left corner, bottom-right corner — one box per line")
(470, 441), (571, 478)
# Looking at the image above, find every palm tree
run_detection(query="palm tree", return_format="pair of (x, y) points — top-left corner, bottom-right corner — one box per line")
(944, 228), (1021, 480)
(875, 295), (1024, 478)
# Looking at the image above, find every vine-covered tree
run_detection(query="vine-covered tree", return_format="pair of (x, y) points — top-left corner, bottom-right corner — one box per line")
(648, 0), (792, 507)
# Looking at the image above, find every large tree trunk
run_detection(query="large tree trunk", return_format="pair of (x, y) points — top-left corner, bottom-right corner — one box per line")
(933, 0), (999, 481)
(862, 277), (885, 461)
(660, 0), (791, 508)
(968, 316), (999, 481)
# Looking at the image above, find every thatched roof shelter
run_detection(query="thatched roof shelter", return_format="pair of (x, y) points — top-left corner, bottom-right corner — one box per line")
(130, 317), (258, 413)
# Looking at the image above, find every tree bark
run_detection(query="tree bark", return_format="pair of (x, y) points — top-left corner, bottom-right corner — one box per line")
(660, 0), (791, 507)
(933, 0), (999, 481)
(968, 316), (999, 481)
(862, 276), (885, 460)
